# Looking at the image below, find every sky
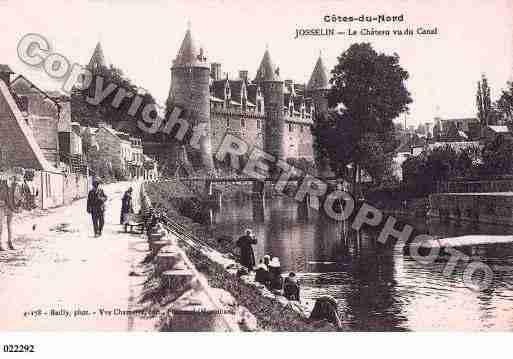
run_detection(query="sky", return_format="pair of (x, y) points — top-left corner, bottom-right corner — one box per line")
(0, 0), (512, 127)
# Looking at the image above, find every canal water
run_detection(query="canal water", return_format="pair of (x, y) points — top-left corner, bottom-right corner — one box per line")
(210, 195), (513, 331)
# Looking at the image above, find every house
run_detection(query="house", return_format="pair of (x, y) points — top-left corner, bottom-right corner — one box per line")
(94, 123), (145, 179)
(143, 154), (159, 180)
(482, 125), (513, 143)
(129, 136), (144, 178)
(8, 75), (62, 167)
(433, 116), (481, 141)
(0, 66), (89, 208)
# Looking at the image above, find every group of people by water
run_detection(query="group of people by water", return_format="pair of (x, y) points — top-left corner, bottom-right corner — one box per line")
(235, 229), (342, 329)
(236, 229), (301, 301)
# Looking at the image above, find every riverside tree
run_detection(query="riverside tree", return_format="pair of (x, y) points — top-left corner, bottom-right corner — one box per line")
(313, 43), (411, 192)
(496, 81), (513, 124)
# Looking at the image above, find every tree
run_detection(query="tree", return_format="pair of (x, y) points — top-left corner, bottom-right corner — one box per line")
(476, 74), (492, 127)
(71, 63), (159, 138)
(314, 43), (412, 193)
(496, 81), (513, 125)
(481, 136), (513, 175)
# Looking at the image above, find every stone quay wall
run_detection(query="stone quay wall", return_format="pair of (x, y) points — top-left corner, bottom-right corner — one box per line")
(438, 179), (513, 193)
(428, 193), (513, 226)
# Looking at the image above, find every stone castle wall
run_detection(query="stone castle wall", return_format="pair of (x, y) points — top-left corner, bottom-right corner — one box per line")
(210, 110), (314, 161)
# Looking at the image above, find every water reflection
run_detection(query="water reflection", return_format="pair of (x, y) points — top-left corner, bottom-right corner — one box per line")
(211, 195), (513, 331)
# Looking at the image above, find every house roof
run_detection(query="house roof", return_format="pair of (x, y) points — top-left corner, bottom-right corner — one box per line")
(428, 141), (481, 152)
(307, 55), (329, 91)
(0, 81), (57, 172)
(0, 64), (14, 74)
(488, 125), (510, 133)
(9, 75), (61, 110)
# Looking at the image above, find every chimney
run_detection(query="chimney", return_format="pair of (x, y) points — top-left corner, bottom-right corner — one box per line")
(0, 64), (14, 85)
(210, 62), (222, 81)
(239, 70), (248, 82)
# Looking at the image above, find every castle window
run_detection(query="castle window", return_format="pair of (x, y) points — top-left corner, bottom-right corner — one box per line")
(241, 118), (246, 128)
(257, 100), (262, 113)
(257, 120), (261, 129)
(301, 108), (305, 118)
(300, 125), (304, 133)
(289, 123), (293, 132)
(226, 119), (230, 128)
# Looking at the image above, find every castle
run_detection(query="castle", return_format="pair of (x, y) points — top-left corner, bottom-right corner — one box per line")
(162, 26), (330, 172)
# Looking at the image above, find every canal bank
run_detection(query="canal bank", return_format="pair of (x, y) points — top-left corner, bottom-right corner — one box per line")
(145, 179), (513, 331)
(144, 180), (341, 331)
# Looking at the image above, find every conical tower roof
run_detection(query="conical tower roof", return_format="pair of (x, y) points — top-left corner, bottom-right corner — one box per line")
(173, 28), (208, 68)
(307, 55), (329, 91)
(254, 48), (280, 82)
(87, 42), (107, 70)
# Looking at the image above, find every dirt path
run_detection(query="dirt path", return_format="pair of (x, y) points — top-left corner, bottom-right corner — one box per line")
(0, 181), (148, 331)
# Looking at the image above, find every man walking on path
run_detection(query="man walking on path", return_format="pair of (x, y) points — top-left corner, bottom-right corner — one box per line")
(87, 179), (108, 237)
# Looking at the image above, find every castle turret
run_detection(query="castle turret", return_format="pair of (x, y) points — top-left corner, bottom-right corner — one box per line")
(87, 42), (107, 71)
(167, 26), (214, 170)
(255, 47), (284, 167)
(307, 53), (332, 177)
(307, 53), (330, 114)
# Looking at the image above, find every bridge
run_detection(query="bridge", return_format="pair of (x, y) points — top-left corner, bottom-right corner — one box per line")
(179, 175), (342, 197)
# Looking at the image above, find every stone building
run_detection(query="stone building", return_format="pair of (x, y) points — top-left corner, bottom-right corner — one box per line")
(93, 123), (145, 179)
(155, 27), (330, 172)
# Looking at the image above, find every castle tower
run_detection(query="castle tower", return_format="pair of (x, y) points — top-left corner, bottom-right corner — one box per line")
(307, 53), (332, 177)
(307, 53), (330, 114)
(167, 26), (214, 170)
(254, 47), (284, 167)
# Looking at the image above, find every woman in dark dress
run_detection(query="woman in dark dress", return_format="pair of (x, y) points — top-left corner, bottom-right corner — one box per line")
(236, 229), (257, 270)
(267, 257), (284, 291)
(120, 187), (134, 230)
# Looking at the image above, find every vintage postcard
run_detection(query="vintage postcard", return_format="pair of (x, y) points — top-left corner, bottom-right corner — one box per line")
(0, 0), (513, 350)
